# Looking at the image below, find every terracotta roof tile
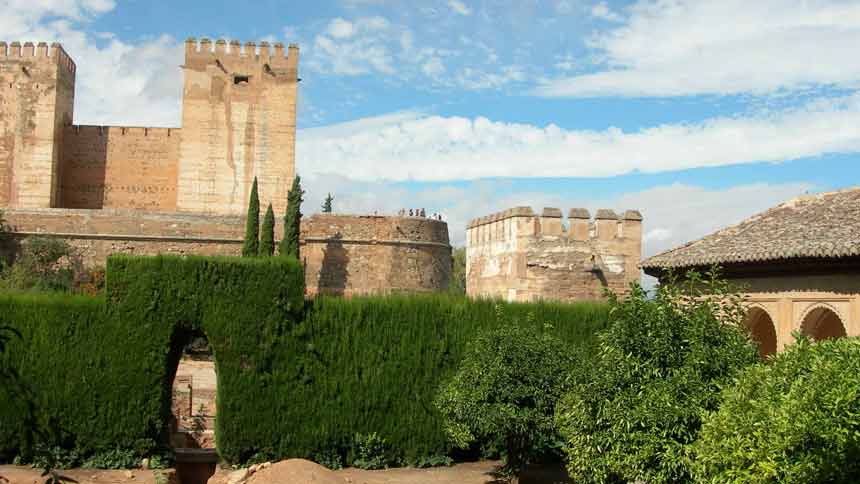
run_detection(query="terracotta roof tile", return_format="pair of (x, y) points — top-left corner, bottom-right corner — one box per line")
(642, 188), (860, 270)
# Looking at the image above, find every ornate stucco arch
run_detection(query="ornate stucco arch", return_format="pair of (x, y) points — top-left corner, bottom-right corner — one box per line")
(744, 304), (778, 358)
(798, 302), (848, 341)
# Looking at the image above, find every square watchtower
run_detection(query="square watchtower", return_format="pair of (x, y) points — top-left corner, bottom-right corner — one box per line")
(178, 38), (299, 215)
(0, 42), (76, 208)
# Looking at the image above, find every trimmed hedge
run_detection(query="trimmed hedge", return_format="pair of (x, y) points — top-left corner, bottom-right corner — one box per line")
(1, 255), (305, 462)
(0, 255), (608, 464)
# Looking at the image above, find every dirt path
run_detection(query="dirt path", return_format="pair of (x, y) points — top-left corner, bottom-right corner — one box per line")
(0, 466), (161, 484)
(1, 461), (570, 484)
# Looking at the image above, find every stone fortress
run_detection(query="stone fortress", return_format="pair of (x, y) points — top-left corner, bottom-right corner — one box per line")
(0, 39), (452, 296)
(466, 206), (643, 302)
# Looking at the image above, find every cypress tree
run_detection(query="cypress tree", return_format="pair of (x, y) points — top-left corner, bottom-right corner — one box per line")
(322, 193), (333, 213)
(242, 177), (260, 257)
(279, 175), (304, 258)
(260, 203), (275, 257)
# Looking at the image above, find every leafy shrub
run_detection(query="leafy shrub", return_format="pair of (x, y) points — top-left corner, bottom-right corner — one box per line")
(692, 336), (860, 483)
(436, 309), (576, 478)
(351, 433), (389, 470)
(82, 448), (139, 469)
(0, 237), (82, 293)
(414, 454), (453, 468)
(556, 273), (759, 484)
(312, 447), (343, 470)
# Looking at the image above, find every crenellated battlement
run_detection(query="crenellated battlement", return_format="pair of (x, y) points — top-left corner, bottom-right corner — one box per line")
(467, 206), (643, 245)
(466, 205), (644, 302)
(0, 41), (76, 75)
(183, 37), (298, 69)
(67, 125), (180, 138)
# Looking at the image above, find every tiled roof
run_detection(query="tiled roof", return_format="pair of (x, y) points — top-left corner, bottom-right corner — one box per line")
(642, 188), (860, 271)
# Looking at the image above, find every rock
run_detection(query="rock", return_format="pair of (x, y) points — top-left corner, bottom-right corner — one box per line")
(226, 468), (250, 484)
(124, 470), (135, 479)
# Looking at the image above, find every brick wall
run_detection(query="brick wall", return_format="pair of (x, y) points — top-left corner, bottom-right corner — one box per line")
(60, 126), (180, 210)
(466, 207), (642, 302)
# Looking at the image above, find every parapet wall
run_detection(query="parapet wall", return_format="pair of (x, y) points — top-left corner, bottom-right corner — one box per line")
(302, 214), (452, 297)
(61, 125), (181, 211)
(0, 41), (76, 76)
(1, 210), (453, 297)
(466, 206), (642, 302)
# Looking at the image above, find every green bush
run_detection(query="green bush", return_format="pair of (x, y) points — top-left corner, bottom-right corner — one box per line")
(0, 254), (608, 465)
(0, 237), (82, 293)
(692, 336), (860, 483)
(351, 432), (389, 470)
(556, 273), (759, 484)
(435, 310), (575, 478)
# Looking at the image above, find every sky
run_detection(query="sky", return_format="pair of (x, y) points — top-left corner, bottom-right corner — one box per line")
(4, 0), (860, 283)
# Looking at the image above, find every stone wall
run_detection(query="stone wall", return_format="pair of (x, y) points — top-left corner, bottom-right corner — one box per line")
(465, 206), (642, 302)
(60, 126), (181, 210)
(302, 214), (452, 296)
(1, 208), (245, 266)
(2, 209), (453, 296)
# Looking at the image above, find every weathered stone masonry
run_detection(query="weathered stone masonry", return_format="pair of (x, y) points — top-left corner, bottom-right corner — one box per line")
(466, 207), (642, 302)
(1, 209), (453, 296)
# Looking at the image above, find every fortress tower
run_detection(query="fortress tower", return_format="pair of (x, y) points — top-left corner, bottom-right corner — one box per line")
(0, 42), (75, 208)
(178, 39), (299, 215)
(466, 207), (643, 302)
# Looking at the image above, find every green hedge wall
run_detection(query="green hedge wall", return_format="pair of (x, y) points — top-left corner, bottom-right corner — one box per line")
(0, 255), (608, 464)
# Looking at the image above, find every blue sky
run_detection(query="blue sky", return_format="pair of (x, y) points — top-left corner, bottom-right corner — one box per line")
(4, 0), (859, 271)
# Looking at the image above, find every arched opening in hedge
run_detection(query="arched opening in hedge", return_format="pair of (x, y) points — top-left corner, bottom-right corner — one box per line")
(744, 307), (777, 358)
(800, 306), (847, 342)
(164, 325), (218, 450)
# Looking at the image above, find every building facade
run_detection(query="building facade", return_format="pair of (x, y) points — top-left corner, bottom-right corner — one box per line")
(643, 188), (860, 357)
(466, 206), (643, 302)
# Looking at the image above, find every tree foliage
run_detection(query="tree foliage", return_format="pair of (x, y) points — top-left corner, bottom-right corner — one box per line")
(692, 336), (860, 483)
(260, 203), (276, 257)
(242, 177), (260, 257)
(436, 308), (576, 480)
(556, 271), (759, 484)
(322, 193), (333, 213)
(280, 175), (304, 259)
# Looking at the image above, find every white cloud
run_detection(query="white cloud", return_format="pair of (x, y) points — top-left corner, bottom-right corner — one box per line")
(4, 0), (183, 127)
(306, 16), (528, 91)
(326, 18), (356, 39)
(308, 16), (405, 76)
(535, 0), (860, 97)
(448, 0), (472, 16)
(298, 93), (860, 181)
(590, 1), (622, 22)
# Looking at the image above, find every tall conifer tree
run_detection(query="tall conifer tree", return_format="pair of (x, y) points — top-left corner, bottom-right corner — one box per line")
(242, 177), (260, 257)
(260, 203), (275, 257)
(322, 193), (333, 213)
(279, 175), (304, 258)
